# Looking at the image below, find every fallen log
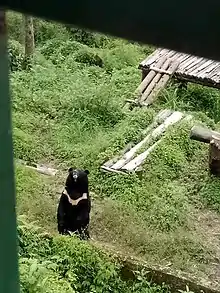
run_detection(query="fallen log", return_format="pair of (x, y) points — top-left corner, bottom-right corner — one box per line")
(16, 159), (58, 176)
(190, 125), (220, 143)
(190, 125), (220, 176)
(111, 110), (181, 170)
(123, 114), (192, 172)
(25, 164), (58, 176)
(142, 109), (173, 136)
(100, 165), (127, 175)
(122, 140), (160, 171)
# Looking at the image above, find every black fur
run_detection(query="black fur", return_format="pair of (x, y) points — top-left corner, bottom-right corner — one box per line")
(57, 168), (91, 240)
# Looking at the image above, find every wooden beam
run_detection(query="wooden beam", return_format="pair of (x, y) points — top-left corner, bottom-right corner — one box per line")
(143, 60), (180, 106)
(134, 56), (168, 100)
(149, 66), (173, 75)
(111, 111), (183, 170)
(139, 58), (172, 103)
(209, 137), (220, 176)
(190, 126), (220, 143)
(100, 165), (127, 175)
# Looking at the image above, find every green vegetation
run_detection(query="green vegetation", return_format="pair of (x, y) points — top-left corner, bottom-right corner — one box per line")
(18, 216), (169, 293)
(7, 10), (220, 292)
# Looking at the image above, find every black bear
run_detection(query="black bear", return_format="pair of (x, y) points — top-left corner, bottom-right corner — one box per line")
(57, 168), (91, 240)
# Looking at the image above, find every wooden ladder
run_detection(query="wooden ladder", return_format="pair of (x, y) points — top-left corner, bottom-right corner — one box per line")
(127, 57), (179, 107)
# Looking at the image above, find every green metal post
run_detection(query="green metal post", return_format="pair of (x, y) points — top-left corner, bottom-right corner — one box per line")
(0, 10), (20, 293)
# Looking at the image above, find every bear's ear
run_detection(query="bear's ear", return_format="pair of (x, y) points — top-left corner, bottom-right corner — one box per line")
(68, 167), (73, 173)
(84, 169), (89, 175)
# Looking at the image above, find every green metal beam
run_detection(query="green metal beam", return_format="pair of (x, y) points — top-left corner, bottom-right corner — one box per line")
(0, 10), (20, 293)
(1, 0), (220, 62)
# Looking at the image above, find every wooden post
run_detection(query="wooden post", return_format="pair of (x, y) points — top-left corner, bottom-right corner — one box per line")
(209, 137), (220, 176)
(23, 14), (35, 69)
(141, 69), (148, 81)
(190, 126), (220, 176)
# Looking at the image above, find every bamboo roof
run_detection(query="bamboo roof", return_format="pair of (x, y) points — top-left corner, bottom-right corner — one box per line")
(139, 48), (220, 89)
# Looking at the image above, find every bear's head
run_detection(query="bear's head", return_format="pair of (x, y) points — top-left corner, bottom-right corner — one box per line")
(65, 168), (90, 199)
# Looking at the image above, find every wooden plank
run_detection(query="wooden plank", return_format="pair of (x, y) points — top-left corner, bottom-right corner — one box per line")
(214, 66), (220, 76)
(194, 59), (213, 73)
(102, 110), (172, 170)
(165, 50), (177, 60)
(123, 116), (189, 172)
(144, 48), (172, 68)
(190, 125), (220, 143)
(183, 56), (201, 71)
(209, 137), (220, 176)
(103, 157), (119, 168)
(149, 66), (172, 75)
(206, 69), (219, 80)
(100, 165), (127, 175)
(139, 58), (171, 103)
(142, 109), (173, 135)
(199, 62), (218, 78)
(134, 57), (167, 98)
(185, 57), (204, 73)
(170, 52), (181, 61)
(122, 140), (160, 171)
(195, 61), (215, 78)
(189, 59), (211, 76)
(135, 56), (166, 100)
(140, 48), (162, 68)
(111, 111), (183, 170)
(177, 54), (192, 69)
(123, 112), (184, 171)
(24, 165), (58, 176)
(210, 65), (220, 78)
(178, 55), (196, 69)
(125, 99), (139, 104)
(103, 142), (135, 169)
(175, 74), (220, 89)
(143, 60), (180, 106)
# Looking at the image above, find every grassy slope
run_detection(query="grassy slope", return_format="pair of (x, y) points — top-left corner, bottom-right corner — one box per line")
(9, 12), (220, 289)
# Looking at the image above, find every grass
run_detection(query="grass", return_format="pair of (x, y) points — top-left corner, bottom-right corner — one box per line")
(8, 10), (220, 291)
(18, 216), (170, 293)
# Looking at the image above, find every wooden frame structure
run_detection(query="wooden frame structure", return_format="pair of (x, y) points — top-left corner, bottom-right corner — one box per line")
(128, 48), (220, 108)
(101, 110), (191, 174)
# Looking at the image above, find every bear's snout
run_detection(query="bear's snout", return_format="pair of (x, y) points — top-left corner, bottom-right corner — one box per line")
(73, 173), (78, 182)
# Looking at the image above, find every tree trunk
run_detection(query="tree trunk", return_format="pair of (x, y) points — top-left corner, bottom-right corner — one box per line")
(22, 14), (34, 68)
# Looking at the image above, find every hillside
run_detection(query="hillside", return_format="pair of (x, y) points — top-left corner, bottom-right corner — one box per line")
(8, 12), (220, 292)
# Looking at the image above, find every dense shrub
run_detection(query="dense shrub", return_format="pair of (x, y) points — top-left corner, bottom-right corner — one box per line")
(33, 19), (70, 45)
(66, 27), (110, 48)
(8, 39), (24, 71)
(40, 39), (86, 60)
(75, 49), (103, 67)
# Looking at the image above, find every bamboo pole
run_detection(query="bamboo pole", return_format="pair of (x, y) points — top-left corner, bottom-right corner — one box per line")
(139, 58), (172, 103)
(143, 60), (179, 106)
(111, 111), (183, 170)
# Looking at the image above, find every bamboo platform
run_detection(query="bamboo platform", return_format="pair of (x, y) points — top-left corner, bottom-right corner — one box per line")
(128, 48), (220, 107)
(101, 109), (191, 174)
